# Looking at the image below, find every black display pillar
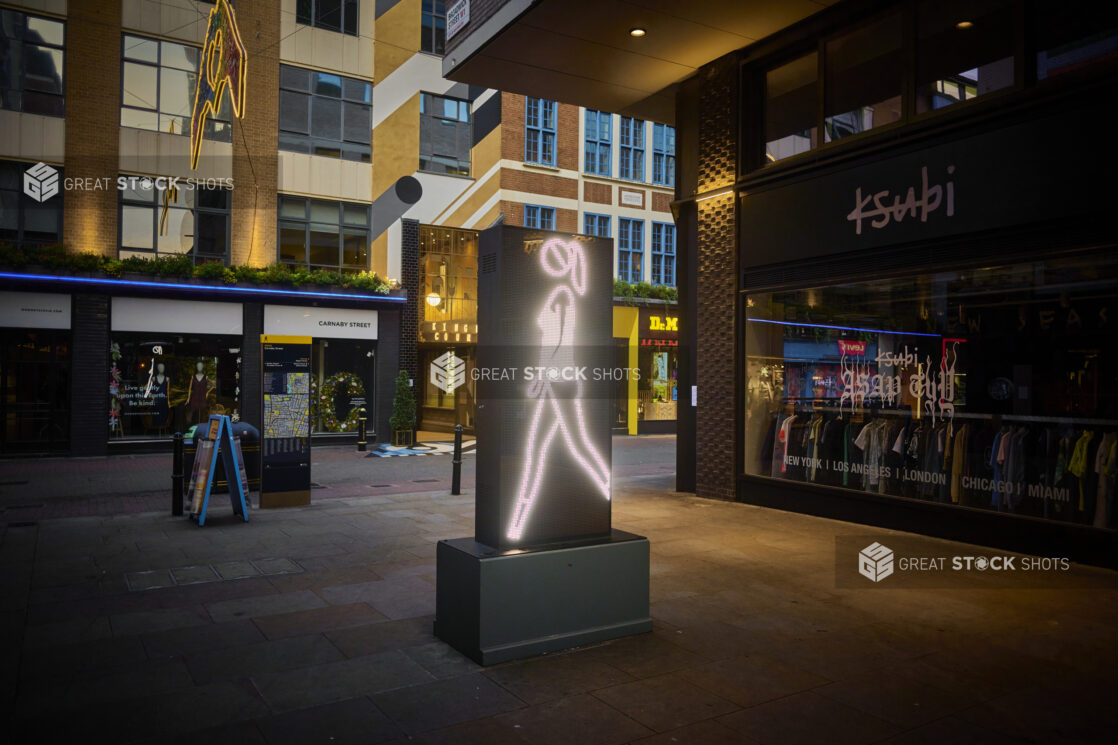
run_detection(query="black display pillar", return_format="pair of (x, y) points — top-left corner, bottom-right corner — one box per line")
(434, 226), (651, 665)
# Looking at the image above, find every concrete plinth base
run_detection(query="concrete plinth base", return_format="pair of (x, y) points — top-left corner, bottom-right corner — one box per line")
(434, 530), (651, 665)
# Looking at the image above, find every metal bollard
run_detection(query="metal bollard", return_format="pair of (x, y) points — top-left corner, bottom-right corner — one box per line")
(451, 423), (463, 495)
(357, 407), (367, 452)
(172, 432), (184, 516)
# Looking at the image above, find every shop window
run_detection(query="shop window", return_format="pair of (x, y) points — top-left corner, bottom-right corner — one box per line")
(296, 0), (359, 36)
(278, 195), (370, 272)
(824, 13), (903, 142)
(110, 334), (240, 440)
(584, 212), (610, 238)
(0, 160), (62, 247)
(651, 222), (675, 286)
(419, 92), (471, 175)
(651, 123), (675, 186)
(617, 218), (643, 282)
(525, 97), (557, 166)
(419, 224), (478, 333)
(1, 329), (69, 453)
(0, 9), (65, 117)
(619, 117), (645, 181)
(743, 250), (1118, 529)
(121, 34), (231, 141)
(311, 338), (375, 434)
(915, 0), (1015, 113)
(584, 110), (612, 176)
(523, 204), (555, 230)
(118, 178), (230, 263)
(279, 65), (371, 162)
(422, 1), (447, 54)
(1034, 0), (1118, 79)
(639, 348), (677, 422)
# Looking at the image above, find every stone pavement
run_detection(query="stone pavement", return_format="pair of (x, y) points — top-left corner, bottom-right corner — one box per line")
(3, 472), (1118, 744)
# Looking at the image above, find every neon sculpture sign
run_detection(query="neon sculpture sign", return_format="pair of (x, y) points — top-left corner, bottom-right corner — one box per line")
(190, 0), (247, 170)
(507, 238), (611, 541)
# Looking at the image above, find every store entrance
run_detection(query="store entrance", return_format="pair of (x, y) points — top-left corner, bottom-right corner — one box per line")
(1, 329), (70, 454)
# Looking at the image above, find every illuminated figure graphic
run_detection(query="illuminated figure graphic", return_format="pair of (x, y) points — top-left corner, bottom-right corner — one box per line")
(507, 239), (611, 541)
(190, 0), (247, 169)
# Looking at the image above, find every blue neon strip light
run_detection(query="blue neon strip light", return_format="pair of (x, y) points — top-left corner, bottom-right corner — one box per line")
(746, 317), (940, 338)
(0, 272), (406, 303)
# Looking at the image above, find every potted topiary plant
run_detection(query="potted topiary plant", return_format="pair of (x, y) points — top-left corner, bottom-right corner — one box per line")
(389, 370), (416, 446)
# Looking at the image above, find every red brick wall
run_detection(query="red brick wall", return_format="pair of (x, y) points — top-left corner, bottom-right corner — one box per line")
(556, 208), (578, 233)
(584, 182), (612, 205)
(556, 103), (578, 171)
(501, 93), (577, 170)
(501, 168), (577, 199)
(653, 192), (672, 213)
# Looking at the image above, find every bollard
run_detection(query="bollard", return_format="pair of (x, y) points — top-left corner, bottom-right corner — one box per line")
(357, 407), (367, 452)
(451, 423), (463, 495)
(172, 432), (184, 516)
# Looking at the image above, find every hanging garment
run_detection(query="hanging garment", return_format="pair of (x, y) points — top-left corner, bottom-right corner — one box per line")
(950, 423), (970, 504)
(989, 428), (1009, 508)
(1093, 433), (1116, 529)
(771, 414), (794, 478)
(1068, 430), (1096, 512)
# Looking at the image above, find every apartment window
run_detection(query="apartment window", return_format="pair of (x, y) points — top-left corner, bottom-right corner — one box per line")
(584, 212), (610, 238)
(617, 218), (643, 282)
(765, 53), (818, 162)
(524, 205), (555, 230)
(121, 35), (230, 141)
(651, 124), (675, 187)
(824, 13), (903, 142)
(0, 160), (62, 247)
(0, 9), (65, 117)
(584, 110), (611, 176)
(619, 117), (645, 181)
(278, 196), (369, 272)
(119, 178), (230, 263)
(651, 222), (676, 286)
(422, 1), (447, 54)
(279, 65), (371, 162)
(296, 0), (359, 36)
(419, 92), (471, 176)
(525, 98), (557, 166)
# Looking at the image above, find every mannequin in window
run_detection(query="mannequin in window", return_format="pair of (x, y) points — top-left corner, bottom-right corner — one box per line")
(151, 361), (170, 426)
(186, 360), (211, 424)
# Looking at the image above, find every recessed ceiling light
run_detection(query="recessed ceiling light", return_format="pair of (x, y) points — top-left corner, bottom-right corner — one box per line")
(629, 27), (646, 37)
(956, 20), (974, 29)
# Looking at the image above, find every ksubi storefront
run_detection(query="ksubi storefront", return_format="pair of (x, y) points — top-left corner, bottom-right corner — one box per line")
(740, 94), (1118, 564)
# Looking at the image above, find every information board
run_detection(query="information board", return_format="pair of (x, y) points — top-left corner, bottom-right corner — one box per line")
(261, 335), (312, 507)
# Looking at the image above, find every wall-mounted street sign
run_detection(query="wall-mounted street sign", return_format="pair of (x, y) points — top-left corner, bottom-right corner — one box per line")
(435, 226), (651, 666)
(260, 335), (312, 508)
(447, 0), (470, 40)
(190, 0), (247, 169)
(187, 414), (249, 526)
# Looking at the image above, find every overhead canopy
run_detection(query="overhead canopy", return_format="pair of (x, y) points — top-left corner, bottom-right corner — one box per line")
(443, 0), (836, 123)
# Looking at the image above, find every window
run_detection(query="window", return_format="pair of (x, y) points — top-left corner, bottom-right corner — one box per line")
(279, 65), (371, 162)
(916, 0), (1015, 112)
(617, 218), (643, 282)
(121, 35), (230, 141)
(619, 117), (645, 181)
(422, 1), (447, 54)
(525, 98), (557, 166)
(651, 124), (675, 186)
(295, 0), (358, 36)
(119, 177), (230, 263)
(824, 13), (903, 142)
(524, 205), (555, 230)
(584, 110), (611, 176)
(419, 92), (471, 175)
(419, 224), (479, 332)
(651, 222), (675, 285)
(278, 195), (369, 272)
(1034, 0), (1118, 80)
(0, 160), (62, 247)
(584, 212), (611, 238)
(742, 249), (1118, 529)
(765, 53), (818, 162)
(0, 9), (65, 117)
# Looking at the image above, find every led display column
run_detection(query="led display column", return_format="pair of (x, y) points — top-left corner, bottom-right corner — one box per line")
(435, 226), (651, 665)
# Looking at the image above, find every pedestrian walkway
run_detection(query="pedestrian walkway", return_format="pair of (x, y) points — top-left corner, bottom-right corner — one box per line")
(3, 473), (1117, 744)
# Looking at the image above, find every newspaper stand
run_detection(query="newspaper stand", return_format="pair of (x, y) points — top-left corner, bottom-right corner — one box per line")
(187, 414), (250, 526)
